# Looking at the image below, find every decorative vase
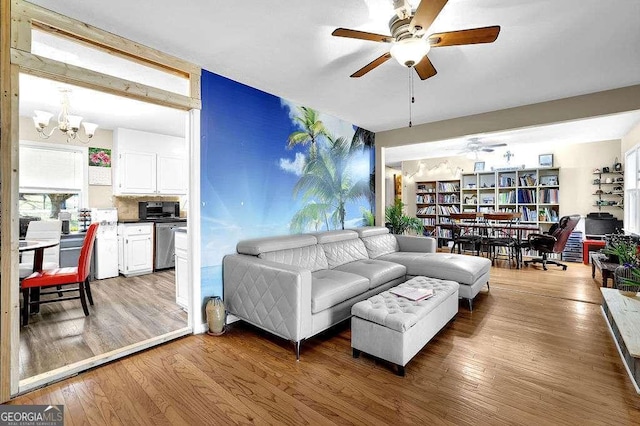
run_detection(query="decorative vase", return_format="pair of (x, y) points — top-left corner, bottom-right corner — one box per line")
(614, 265), (639, 297)
(205, 296), (226, 335)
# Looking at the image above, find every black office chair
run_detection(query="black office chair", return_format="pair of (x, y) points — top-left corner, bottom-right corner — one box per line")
(523, 214), (580, 270)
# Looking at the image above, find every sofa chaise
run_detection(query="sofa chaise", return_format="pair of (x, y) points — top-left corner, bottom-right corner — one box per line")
(223, 226), (490, 358)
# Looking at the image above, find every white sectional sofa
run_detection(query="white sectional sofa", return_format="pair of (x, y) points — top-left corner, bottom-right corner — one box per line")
(223, 226), (490, 359)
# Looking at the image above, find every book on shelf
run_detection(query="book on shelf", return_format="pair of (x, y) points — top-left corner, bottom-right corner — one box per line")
(389, 287), (434, 301)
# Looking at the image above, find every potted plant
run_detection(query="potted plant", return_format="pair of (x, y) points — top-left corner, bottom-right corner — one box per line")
(603, 233), (640, 296)
(385, 199), (424, 235)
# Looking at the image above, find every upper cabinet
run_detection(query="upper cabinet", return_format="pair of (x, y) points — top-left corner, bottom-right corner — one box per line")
(113, 128), (187, 195)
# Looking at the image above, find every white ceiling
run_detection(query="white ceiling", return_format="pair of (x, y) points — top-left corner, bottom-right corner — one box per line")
(385, 110), (640, 165)
(22, 0), (640, 157)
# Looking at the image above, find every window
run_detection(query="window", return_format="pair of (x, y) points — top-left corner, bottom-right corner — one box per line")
(625, 147), (640, 235)
(19, 141), (88, 231)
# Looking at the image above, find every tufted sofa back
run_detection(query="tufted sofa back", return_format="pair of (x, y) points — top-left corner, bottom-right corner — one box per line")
(237, 234), (329, 272)
(355, 226), (400, 259)
(314, 230), (369, 269)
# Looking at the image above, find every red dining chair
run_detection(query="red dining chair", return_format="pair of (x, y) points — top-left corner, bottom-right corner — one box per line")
(20, 223), (99, 326)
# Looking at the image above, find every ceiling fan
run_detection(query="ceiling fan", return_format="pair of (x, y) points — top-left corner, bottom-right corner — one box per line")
(456, 137), (507, 155)
(332, 0), (500, 80)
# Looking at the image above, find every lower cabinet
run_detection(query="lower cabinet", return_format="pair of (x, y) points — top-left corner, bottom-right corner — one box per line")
(174, 230), (188, 310)
(118, 222), (153, 277)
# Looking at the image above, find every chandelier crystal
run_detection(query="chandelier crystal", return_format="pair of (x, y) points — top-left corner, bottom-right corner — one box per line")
(33, 89), (98, 143)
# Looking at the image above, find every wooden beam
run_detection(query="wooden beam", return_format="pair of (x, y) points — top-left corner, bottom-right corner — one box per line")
(10, 0), (30, 51)
(1, 0), (20, 402)
(13, 0), (199, 76)
(12, 49), (201, 111)
(189, 72), (201, 101)
(30, 21), (190, 80)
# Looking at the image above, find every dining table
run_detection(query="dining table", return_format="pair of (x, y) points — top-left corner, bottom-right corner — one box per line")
(437, 221), (541, 267)
(19, 239), (60, 313)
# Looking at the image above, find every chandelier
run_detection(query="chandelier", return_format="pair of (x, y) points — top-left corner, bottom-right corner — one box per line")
(33, 89), (98, 143)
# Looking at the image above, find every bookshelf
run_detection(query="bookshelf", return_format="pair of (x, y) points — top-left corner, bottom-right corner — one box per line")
(416, 180), (460, 240)
(460, 167), (560, 227)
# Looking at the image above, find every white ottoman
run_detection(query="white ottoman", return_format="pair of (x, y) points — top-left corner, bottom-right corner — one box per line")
(351, 276), (459, 376)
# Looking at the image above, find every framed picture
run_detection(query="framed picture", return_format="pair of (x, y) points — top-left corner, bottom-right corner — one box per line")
(539, 154), (553, 167)
(474, 161), (485, 172)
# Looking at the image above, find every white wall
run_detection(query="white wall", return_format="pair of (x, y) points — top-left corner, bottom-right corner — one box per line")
(401, 139), (623, 220)
(622, 120), (640, 154)
(19, 116), (114, 208)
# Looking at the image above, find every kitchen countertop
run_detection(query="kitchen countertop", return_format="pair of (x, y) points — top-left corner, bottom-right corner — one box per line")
(118, 218), (187, 224)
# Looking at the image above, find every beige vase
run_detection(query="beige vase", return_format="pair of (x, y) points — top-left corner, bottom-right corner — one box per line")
(205, 296), (226, 335)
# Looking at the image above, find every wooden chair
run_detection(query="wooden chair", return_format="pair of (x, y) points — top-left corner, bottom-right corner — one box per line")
(19, 220), (61, 279)
(449, 212), (482, 256)
(483, 212), (521, 267)
(20, 223), (98, 326)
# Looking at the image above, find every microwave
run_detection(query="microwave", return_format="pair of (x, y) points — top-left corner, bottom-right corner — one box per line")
(138, 201), (180, 220)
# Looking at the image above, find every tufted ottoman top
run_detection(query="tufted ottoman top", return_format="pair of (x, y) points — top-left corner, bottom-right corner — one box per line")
(351, 276), (459, 332)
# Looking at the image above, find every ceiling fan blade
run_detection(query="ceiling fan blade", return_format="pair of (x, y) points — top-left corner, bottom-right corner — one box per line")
(428, 26), (501, 47)
(410, 0), (448, 34)
(350, 52), (392, 78)
(484, 142), (507, 148)
(414, 55), (437, 80)
(332, 28), (394, 43)
(480, 148), (495, 152)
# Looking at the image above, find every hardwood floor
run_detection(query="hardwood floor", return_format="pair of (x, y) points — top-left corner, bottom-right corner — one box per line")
(19, 270), (187, 379)
(11, 260), (640, 424)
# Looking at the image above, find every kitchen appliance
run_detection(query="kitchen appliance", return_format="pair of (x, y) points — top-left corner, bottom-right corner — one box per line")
(92, 208), (119, 279)
(154, 220), (187, 270)
(139, 201), (180, 221)
(58, 211), (71, 234)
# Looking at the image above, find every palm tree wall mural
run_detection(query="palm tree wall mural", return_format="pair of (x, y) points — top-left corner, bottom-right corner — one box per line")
(199, 70), (374, 300)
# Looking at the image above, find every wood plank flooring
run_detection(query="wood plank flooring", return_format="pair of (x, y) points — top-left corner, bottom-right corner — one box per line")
(11, 260), (640, 424)
(19, 270), (187, 379)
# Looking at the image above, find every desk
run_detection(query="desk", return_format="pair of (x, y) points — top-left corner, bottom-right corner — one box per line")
(19, 239), (60, 313)
(591, 252), (619, 287)
(583, 240), (606, 264)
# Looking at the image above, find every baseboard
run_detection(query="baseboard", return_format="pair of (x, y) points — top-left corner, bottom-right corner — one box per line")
(194, 322), (208, 334)
(194, 314), (240, 335)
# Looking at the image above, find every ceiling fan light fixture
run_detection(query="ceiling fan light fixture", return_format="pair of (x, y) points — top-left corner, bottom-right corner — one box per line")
(390, 37), (430, 67)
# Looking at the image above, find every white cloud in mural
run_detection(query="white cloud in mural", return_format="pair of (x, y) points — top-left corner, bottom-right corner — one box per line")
(279, 152), (306, 176)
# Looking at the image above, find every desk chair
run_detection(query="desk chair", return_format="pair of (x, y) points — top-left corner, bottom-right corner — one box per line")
(20, 223), (98, 326)
(523, 215), (580, 270)
(483, 212), (521, 267)
(19, 220), (61, 279)
(449, 212), (482, 255)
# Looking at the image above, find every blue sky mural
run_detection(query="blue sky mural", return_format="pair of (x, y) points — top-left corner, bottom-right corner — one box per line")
(200, 70), (374, 299)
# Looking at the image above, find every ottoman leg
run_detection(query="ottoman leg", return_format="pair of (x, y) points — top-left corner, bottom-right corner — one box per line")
(468, 298), (473, 311)
(396, 365), (405, 377)
(487, 282), (490, 292)
(352, 348), (361, 358)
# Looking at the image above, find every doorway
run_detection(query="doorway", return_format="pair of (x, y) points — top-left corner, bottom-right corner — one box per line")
(17, 73), (193, 390)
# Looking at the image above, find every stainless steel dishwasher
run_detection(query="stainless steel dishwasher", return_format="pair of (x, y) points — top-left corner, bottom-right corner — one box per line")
(154, 220), (187, 270)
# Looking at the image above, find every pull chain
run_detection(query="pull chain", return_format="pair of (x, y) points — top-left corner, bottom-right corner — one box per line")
(408, 67), (415, 127)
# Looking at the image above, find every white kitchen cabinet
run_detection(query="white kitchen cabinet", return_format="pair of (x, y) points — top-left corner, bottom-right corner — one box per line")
(157, 155), (187, 194)
(174, 230), (188, 310)
(117, 151), (157, 194)
(114, 128), (187, 195)
(118, 223), (154, 277)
